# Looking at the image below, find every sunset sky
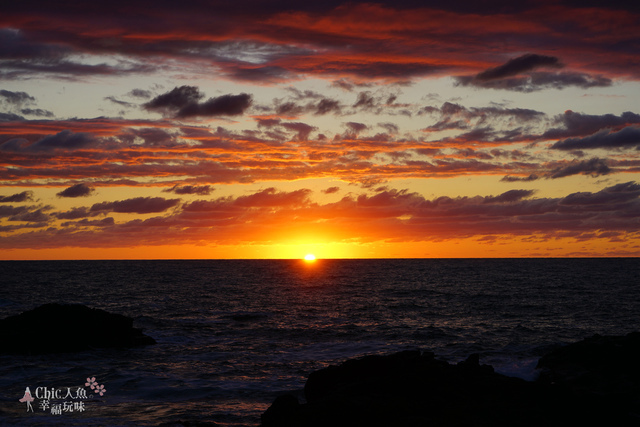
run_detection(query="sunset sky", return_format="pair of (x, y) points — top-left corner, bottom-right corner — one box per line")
(1, 0), (639, 259)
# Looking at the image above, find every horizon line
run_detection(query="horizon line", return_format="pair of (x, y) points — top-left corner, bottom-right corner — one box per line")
(1, 256), (637, 261)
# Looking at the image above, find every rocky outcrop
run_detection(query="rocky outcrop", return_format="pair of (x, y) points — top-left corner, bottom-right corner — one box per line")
(0, 303), (156, 354)
(537, 332), (640, 391)
(262, 334), (640, 426)
(537, 332), (640, 419)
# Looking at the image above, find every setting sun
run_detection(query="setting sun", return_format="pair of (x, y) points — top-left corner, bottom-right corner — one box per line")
(304, 254), (316, 261)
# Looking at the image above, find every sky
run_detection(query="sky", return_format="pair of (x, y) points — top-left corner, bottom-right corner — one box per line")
(1, 0), (639, 259)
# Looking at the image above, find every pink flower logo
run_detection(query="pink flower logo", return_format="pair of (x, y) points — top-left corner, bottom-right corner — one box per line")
(85, 376), (106, 396)
(85, 377), (98, 389)
(94, 384), (106, 396)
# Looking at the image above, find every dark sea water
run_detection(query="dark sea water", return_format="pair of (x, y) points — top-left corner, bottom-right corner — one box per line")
(1, 258), (639, 426)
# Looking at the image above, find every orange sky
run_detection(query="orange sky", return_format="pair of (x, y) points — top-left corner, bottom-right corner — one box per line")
(1, 1), (639, 259)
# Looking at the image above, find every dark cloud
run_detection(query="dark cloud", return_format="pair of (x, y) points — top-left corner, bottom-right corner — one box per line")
(422, 102), (544, 132)
(62, 217), (115, 227)
(353, 92), (377, 110)
(414, 148), (442, 156)
(551, 126), (640, 151)
(453, 127), (496, 143)
(177, 93), (252, 118)
(0, 130), (100, 152)
(315, 98), (342, 115)
(275, 101), (305, 117)
(180, 199), (228, 213)
(281, 122), (317, 140)
(316, 60), (444, 80)
(548, 158), (611, 179)
(379, 122), (399, 134)
(272, 95), (343, 118)
(128, 89), (152, 99)
(331, 79), (374, 91)
(2, 3), (640, 85)
(0, 191), (33, 203)
(0, 59), (154, 80)
(346, 90), (411, 115)
(90, 197), (180, 214)
(455, 50), (612, 91)
(483, 189), (535, 203)
(163, 185), (213, 196)
(20, 108), (54, 117)
(452, 53), (613, 93)
(121, 127), (178, 146)
(144, 86), (252, 118)
(57, 183), (95, 198)
(475, 54), (562, 81)
(55, 207), (95, 220)
(285, 87), (323, 100)
(425, 119), (469, 131)
(422, 102), (469, 131)
(455, 71), (612, 92)
(182, 187), (312, 213)
(0, 112), (25, 121)
(0, 109), (637, 187)
(544, 111), (640, 140)
(144, 86), (204, 112)
(0, 205), (29, 217)
(256, 118), (281, 127)
(454, 148), (493, 160)
(346, 122), (368, 133)
(105, 96), (136, 107)
(322, 186), (340, 194)
(560, 181), (640, 206)
(0, 28), (68, 60)
(528, 72), (612, 90)
(234, 187), (311, 207)
(501, 174), (539, 182)
(0, 29), (154, 80)
(477, 106), (545, 121)
(0, 138), (29, 151)
(2, 181), (640, 250)
(95, 217), (115, 226)
(8, 207), (50, 223)
(29, 130), (97, 152)
(227, 65), (292, 83)
(0, 89), (35, 105)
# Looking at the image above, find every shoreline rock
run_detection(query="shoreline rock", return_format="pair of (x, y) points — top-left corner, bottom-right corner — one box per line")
(537, 332), (640, 394)
(0, 303), (156, 354)
(262, 333), (640, 426)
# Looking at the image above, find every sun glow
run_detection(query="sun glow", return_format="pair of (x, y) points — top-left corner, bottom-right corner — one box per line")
(304, 253), (316, 261)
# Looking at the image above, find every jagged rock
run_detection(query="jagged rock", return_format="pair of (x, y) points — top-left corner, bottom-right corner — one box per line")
(537, 332), (640, 419)
(537, 332), (640, 393)
(0, 303), (156, 354)
(262, 341), (640, 427)
(260, 394), (301, 426)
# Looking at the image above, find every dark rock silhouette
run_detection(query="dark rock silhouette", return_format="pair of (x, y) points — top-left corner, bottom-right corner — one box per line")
(537, 332), (640, 392)
(0, 303), (156, 354)
(537, 332), (640, 419)
(262, 334), (640, 426)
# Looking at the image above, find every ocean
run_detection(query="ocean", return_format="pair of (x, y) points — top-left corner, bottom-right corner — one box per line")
(1, 258), (639, 426)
